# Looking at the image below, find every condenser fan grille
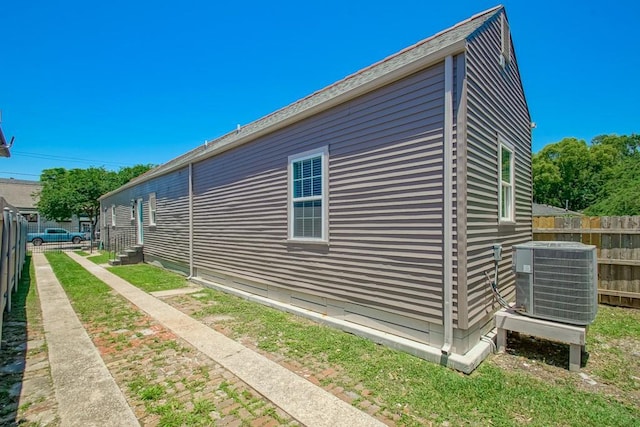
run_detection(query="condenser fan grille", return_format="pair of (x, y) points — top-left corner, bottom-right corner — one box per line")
(514, 242), (597, 325)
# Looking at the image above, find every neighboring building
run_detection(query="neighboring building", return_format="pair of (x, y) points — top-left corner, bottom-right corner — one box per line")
(100, 6), (532, 371)
(0, 178), (90, 233)
(532, 203), (582, 217)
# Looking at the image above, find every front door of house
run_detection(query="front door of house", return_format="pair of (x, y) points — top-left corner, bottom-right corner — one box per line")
(136, 198), (144, 244)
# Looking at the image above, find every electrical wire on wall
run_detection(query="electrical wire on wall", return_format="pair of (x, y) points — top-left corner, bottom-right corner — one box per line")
(485, 244), (512, 309)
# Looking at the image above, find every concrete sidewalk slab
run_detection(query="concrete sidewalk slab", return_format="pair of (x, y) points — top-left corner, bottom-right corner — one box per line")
(150, 287), (202, 298)
(33, 253), (139, 427)
(67, 252), (386, 427)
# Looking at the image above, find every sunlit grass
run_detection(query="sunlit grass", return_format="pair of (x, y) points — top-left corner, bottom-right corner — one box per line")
(107, 264), (188, 293)
(86, 251), (113, 265)
(187, 287), (640, 426)
(45, 252), (640, 426)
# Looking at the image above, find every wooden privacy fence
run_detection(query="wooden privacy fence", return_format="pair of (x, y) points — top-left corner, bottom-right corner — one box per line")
(0, 199), (29, 350)
(533, 216), (640, 308)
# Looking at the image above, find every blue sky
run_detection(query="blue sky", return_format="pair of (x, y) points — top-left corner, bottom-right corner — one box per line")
(1, 1), (638, 179)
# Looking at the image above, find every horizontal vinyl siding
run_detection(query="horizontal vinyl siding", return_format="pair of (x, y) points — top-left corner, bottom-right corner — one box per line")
(102, 192), (136, 246)
(101, 168), (190, 266)
(143, 169), (190, 265)
(193, 64), (446, 324)
(464, 12), (532, 327)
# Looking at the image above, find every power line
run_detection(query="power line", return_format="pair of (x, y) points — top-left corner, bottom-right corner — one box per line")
(11, 150), (129, 167)
(0, 171), (41, 177)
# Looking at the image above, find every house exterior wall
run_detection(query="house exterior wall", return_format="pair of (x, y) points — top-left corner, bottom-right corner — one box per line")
(99, 6), (531, 359)
(462, 12), (532, 329)
(192, 63), (448, 335)
(102, 168), (190, 269)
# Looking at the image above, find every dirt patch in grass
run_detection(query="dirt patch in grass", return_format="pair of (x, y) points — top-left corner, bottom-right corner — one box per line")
(490, 333), (640, 408)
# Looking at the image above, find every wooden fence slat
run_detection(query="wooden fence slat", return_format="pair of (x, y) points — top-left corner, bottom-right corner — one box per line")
(534, 215), (640, 308)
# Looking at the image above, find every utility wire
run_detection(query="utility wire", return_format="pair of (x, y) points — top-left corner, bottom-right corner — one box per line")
(11, 150), (129, 167)
(0, 171), (42, 177)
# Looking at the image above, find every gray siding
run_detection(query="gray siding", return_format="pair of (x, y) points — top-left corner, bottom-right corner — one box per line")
(102, 168), (190, 266)
(193, 63), (447, 324)
(463, 11), (532, 328)
(103, 196), (136, 244)
(142, 169), (190, 266)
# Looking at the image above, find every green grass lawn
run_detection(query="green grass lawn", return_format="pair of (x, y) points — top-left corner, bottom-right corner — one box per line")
(0, 255), (51, 423)
(86, 251), (113, 265)
(43, 253), (221, 425)
(46, 252), (144, 331)
(45, 252), (640, 426)
(107, 263), (188, 292)
(185, 288), (640, 426)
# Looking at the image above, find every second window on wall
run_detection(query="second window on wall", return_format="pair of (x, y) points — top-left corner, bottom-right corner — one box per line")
(148, 193), (157, 226)
(288, 147), (328, 241)
(499, 137), (515, 222)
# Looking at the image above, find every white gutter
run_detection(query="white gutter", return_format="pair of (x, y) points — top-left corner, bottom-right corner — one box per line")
(188, 162), (194, 278)
(442, 55), (454, 355)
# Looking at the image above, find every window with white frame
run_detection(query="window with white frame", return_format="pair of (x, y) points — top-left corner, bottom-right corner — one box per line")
(130, 201), (135, 220)
(288, 147), (328, 240)
(148, 193), (157, 226)
(499, 138), (515, 222)
(111, 205), (116, 227)
(102, 207), (107, 228)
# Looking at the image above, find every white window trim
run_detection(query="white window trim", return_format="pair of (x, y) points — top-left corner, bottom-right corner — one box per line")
(130, 201), (135, 220)
(148, 193), (157, 226)
(287, 146), (329, 243)
(498, 136), (515, 223)
(111, 205), (116, 227)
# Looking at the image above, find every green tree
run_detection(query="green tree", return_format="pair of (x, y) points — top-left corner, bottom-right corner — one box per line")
(533, 138), (595, 210)
(533, 134), (640, 215)
(584, 157), (640, 215)
(34, 165), (154, 229)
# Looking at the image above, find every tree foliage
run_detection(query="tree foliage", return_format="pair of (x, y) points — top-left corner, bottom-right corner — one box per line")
(533, 134), (640, 215)
(35, 165), (154, 225)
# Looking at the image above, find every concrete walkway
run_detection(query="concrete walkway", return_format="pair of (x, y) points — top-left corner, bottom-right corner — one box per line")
(33, 253), (139, 427)
(62, 251), (385, 427)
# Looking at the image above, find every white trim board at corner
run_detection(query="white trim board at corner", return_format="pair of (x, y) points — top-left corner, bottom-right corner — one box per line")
(66, 252), (385, 427)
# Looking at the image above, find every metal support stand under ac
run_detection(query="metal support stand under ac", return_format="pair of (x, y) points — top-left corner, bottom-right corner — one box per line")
(495, 308), (586, 371)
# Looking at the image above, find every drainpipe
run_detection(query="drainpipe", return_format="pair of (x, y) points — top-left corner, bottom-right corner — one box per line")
(188, 162), (194, 279)
(441, 55), (454, 355)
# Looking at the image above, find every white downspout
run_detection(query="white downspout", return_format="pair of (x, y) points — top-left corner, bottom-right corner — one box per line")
(188, 162), (194, 279)
(441, 55), (454, 355)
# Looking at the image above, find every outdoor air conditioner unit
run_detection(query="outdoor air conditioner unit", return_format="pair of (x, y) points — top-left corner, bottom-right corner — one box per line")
(512, 241), (598, 325)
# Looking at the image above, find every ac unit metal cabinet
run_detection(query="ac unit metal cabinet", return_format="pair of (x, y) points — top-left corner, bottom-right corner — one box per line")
(513, 241), (598, 325)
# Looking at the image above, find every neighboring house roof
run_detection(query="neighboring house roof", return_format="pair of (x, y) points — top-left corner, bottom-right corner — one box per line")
(0, 197), (17, 211)
(101, 5), (503, 200)
(0, 178), (41, 210)
(532, 203), (582, 217)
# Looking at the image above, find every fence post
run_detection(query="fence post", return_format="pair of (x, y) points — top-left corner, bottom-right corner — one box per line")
(12, 212), (19, 293)
(0, 211), (4, 348)
(4, 208), (13, 312)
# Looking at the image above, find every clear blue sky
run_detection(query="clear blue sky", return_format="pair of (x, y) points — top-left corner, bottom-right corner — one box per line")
(1, 1), (638, 179)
